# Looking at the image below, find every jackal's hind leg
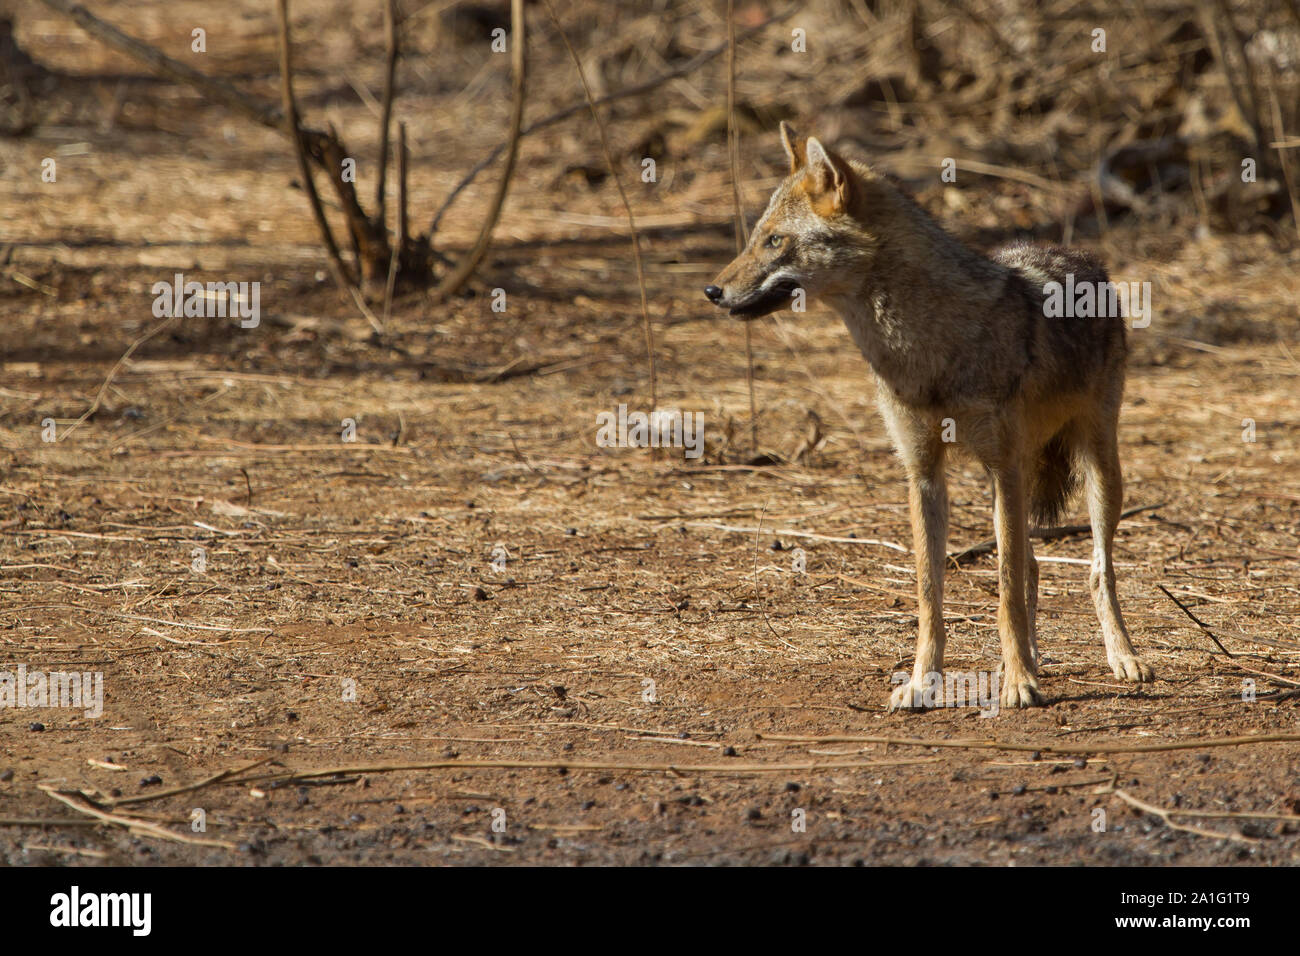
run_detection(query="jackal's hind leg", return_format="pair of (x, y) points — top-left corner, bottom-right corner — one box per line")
(992, 461), (1043, 708)
(1083, 430), (1154, 682)
(1025, 538), (1040, 667)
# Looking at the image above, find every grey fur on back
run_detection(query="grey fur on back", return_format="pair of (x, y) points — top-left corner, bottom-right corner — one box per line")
(825, 176), (1128, 525)
(992, 241), (1127, 524)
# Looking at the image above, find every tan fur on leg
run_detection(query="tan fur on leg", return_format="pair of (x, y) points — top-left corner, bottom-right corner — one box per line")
(992, 460), (1042, 707)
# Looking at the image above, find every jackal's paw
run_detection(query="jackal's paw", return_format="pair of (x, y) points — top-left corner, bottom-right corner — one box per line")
(888, 680), (935, 712)
(1110, 655), (1155, 683)
(999, 674), (1043, 709)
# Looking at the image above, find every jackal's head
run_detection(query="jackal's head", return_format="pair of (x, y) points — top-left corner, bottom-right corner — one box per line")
(704, 122), (880, 320)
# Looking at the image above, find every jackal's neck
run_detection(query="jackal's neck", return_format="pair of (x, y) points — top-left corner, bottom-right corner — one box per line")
(826, 185), (1015, 406)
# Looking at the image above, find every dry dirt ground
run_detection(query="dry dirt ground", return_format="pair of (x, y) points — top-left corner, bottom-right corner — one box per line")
(2, 0), (1299, 866)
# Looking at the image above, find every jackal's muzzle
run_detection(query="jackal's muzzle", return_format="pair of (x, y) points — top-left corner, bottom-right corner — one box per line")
(703, 278), (797, 321)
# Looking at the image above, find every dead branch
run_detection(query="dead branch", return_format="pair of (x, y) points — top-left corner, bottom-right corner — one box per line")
(379, 121), (405, 325)
(276, 0), (358, 300)
(428, 0), (526, 302)
(39, 785), (235, 850)
(758, 732), (1300, 756)
(398, 120), (410, 248)
(104, 757), (276, 808)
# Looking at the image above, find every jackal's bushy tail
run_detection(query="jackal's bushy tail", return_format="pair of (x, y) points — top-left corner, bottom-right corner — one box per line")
(1028, 430), (1080, 527)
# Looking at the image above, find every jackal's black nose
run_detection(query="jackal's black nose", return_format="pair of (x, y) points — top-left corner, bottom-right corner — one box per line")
(704, 285), (723, 302)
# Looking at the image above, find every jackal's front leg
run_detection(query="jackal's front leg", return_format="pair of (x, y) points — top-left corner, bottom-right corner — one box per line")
(889, 467), (948, 711)
(992, 462), (1043, 707)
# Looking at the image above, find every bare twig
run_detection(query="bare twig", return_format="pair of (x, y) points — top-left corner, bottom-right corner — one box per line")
(376, 0), (400, 216)
(276, 0), (356, 295)
(0, 818), (102, 828)
(758, 732), (1300, 755)
(241, 756), (940, 785)
(60, 312), (180, 440)
(1233, 663), (1300, 689)
(105, 756), (277, 808)
(383, 239), (401, 327)
(1104, 783), (1258, 845)
(727, 0), (759, 451)
(690, 521), (907, 552)
(384, 123), (409, 326)
(543, 0), (657, 413)
(752, 502), (792, 645)
(39, 786), (235, 849)
(1157, 583), (1234, 657)
(398, 121), (410, 248)
(429, 0), (527, 302)
(348, 283), (386, 335)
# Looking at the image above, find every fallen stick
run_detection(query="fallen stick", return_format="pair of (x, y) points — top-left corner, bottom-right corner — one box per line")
(1118, 798), (1300, 824)
(38, 786), (235, 850)
(0, 818), (101, 827)
(43, 604), (273, 634)
(1104, 784), (1257, 845)
(689, 521), (907, 552)
(1187, 628), (1300, 654)
(240, 756), (941, 785)
(758, 731), (1300, 756)
(1157, 583), (1233, 657)
(1231, 664), (1300, 689)
(450, 833), (516, 853)
(105, 756), (276, 808)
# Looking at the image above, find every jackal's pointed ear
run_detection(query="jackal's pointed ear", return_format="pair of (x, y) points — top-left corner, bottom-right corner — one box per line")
(779, 121), (806, 174)
(804, 136), (852, 213)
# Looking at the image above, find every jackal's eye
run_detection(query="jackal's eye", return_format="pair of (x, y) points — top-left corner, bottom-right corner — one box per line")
(766, 233), (785, 249)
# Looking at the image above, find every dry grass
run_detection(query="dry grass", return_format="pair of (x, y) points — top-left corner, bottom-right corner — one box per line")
(1, 0), (1298, 864)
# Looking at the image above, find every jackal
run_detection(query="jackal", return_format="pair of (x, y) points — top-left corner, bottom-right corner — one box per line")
(704, 123), (1154, 709)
